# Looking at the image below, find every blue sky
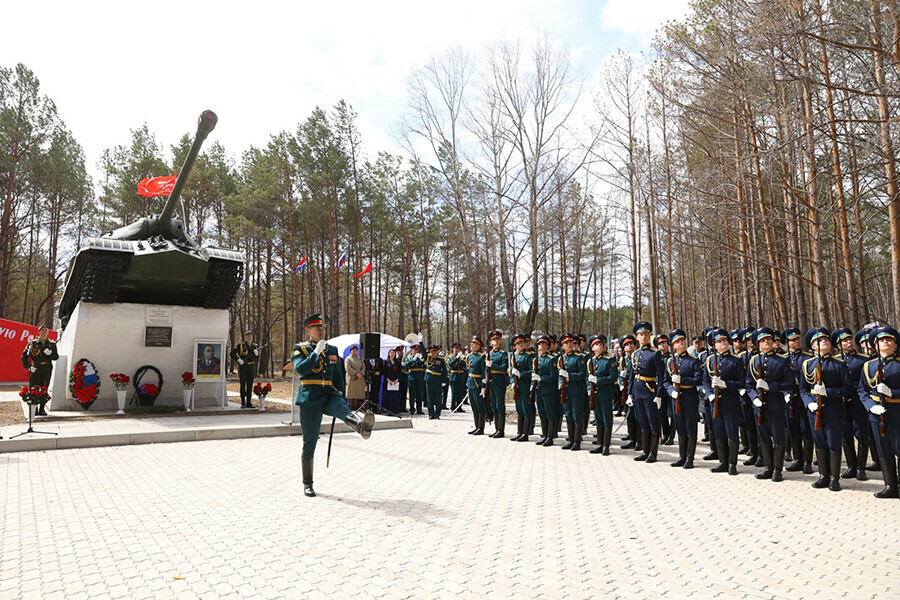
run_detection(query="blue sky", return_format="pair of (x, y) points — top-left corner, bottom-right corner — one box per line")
(2, 0), (690, 175)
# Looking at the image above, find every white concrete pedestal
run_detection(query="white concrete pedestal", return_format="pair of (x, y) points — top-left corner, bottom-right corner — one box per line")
(49, 302), (229, 411)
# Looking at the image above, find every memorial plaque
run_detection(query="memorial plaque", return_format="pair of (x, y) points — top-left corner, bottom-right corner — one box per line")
(145, 326), (173, 347)
(145, 306), (173, 326)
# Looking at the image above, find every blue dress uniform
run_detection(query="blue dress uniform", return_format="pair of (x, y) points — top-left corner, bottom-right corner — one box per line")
(424, 347), (448, 419)
(511, 334), (536, 442)
(857, 326), (900, 499)
(654, 333), (675, 445)
(534, 336), (561, 446)
(447, 347), (467, 413)
(833, 327), (870, 481)
(799, 327), (850, 491)
(700, 328), (746, 474)
(745, 327), (793, 482)
(587, 335), (618, 456)
(662, 329), (702, 468)
(697, 325), (718, 459)
(627, 322), (665, 463)
(20, 330), (58, 416)
(784, 328), (815, 474)
(618, 335), (640, 452)
(466, 337), (488, 435)
(230, 334), (260, 408)
(486, 331), (509, 438)
(558, 333), (587, 451)
(292, 313), (374, 498)
(736, 329), (761, 467)
(404, 348), (426, 414)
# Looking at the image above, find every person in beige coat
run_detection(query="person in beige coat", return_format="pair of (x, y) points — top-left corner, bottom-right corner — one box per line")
(345, 345), (367, 410)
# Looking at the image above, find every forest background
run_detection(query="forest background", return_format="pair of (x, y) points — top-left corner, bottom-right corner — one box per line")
(2, 0), (900, 375)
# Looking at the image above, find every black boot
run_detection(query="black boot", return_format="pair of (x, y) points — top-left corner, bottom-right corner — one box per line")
(634, 431), (651, 461)
(755, 444), (774, 479)
(803, 440), (814, 474)
(772, 445), (785, 482)
(743, 428), (759, 466)
(710, 439), (729, 472)
(829, 450), (842, 491)
(621, 420), (636, 449)
(671, 435), (687, 467)
(840, 444), (857, 479)
(867, 437), (881, 471)
(703, 435), (719, 461)
(634, 428), (643, 452)
(344, 410), (375, 439)
(302, 458), (315, 497)
(739, 425), (749, 455)
(590, 426), (605, 454)
(571, 424), (582, 451)
(684, 437), (697, 469)
(646, 433), (659, 463)
(473, 413), (484, 435)
(542, 419), (556, 446)
(536, 418), (548, 445)
(856, 440), (869, 481)
(511, 415), (524, 441)
(245, 398), (255, 409)
(874, 457), (900, 498)
(786, 436), (804, 471)
(811, 449), (830, 488)
(603, 425), (611, 455)
(728, 440), (739, 475)
(517, 416), (530, 442)
(562, 420), (575, 450)
(469, 410), (480, 434)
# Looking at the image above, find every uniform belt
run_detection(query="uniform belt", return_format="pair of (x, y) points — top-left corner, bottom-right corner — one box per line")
(490, 370), (506, 374)
(469, 374), (483, 378)
(882, 398), (900, 403)
(450, 370), (463, 373)
(425, 370), (442, 376)
(242, 361), (256, 365)
(409, 368), (425, 372)
(636, 375), (655, 382)
(300, 379), (334, 386)
(33, 361), (52, 365)
(679, 385), (695, 389)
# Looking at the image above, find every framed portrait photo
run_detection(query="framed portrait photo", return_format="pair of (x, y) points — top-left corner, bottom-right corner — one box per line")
(194, 339), (225, 380)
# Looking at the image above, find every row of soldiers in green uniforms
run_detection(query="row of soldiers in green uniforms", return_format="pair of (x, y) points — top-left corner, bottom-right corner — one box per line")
(452, 321), (900, 500)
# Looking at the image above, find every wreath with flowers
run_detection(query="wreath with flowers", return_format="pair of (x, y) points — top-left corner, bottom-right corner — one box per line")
(69, 358), (100, 409)
(133, 365), (163, 406)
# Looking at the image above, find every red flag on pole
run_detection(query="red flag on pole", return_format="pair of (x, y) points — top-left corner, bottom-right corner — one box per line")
(137, 173), (177, 197)
(352, 261), (373, 278)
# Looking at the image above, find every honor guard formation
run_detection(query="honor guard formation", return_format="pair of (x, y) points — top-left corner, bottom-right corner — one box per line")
(449, 321), (900, 500)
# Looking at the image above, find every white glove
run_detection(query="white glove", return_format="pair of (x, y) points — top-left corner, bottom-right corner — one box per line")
(708, 394), (715, 402)
(807, 401), (818, 413)
(588, 374), (597, 385)
(877, 383), (892, 397)
(511, 368), (520, 378)
(559, 369), (569, 379)
(619, 370), (627, 379)
(813, 383), (827, 396)
(253, 348), (260, 356)
(480, 387), (486, 398)
(532, 373), (541, 383)
(43, 348), (52, 356)
(871, 404), (887, 415)
(756, 379), (769, 391)
(711, 376), (726, 389)
(313, 340), (327, 355)
(442, 382), (448, 388)
(784, 392), (792, 403)
(670, 374), (681, 384)
(29, 366), (36, 373)
(653, 397), (661, 409)
(626, 395), (634, 407)
(486, 359), (492, 368)
(739, 388), (746, 397)
(752, 398), (762, 408)
(671, 389), (679, 399)
(237, 358), (244, 365)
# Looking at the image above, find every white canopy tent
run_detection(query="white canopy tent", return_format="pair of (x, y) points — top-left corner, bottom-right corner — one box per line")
(327, 332), (411, 360)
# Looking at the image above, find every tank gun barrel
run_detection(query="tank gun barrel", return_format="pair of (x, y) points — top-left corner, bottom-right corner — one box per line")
(159, 110), (217, 225)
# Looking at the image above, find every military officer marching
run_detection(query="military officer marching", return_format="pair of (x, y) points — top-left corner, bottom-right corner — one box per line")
(292, 313), (374, 497)
(230, 330), (260, 409)
(20, 324), (58, 416)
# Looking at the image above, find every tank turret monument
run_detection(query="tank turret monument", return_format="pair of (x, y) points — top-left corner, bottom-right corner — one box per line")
(49, 111), (244, 411)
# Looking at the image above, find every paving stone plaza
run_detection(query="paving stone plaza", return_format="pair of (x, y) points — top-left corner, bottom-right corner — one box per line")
(2, 408), (898, 599)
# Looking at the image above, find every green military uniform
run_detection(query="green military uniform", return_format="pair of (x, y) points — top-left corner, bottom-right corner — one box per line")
(466, 337), (488, 435)
(587, 336), (618, 455)
(230, 338), (259, 408)
(21, 335), (58, 415)
(404, 349), (426, 414)
(447, 349), (467, 412)
(292, 313), (374, 498)
(487, 332), (509, 438)
(534, 336), (561, 446)
(424, 347), (449, 419)
(511, 334), (536, 441)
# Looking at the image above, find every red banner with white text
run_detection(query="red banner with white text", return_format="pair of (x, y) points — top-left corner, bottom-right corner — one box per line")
(0, 318), (58, 383)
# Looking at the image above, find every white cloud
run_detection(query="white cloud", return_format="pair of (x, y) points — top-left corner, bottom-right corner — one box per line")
(599, 0), (691, 34)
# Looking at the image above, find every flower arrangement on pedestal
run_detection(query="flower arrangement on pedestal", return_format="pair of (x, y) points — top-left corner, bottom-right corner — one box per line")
(109, 373), (130, 391)
(181, 372), (196, 390)
(253, 382), (271, 400)
(69, 358), (100, 410)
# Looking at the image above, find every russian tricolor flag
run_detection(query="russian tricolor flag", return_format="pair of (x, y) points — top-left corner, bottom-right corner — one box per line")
(295, 256), (307, 273)
(336, 250), (347, 271)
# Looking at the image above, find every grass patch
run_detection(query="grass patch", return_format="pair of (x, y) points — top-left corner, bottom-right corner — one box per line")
(124, 405), (186, 415)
